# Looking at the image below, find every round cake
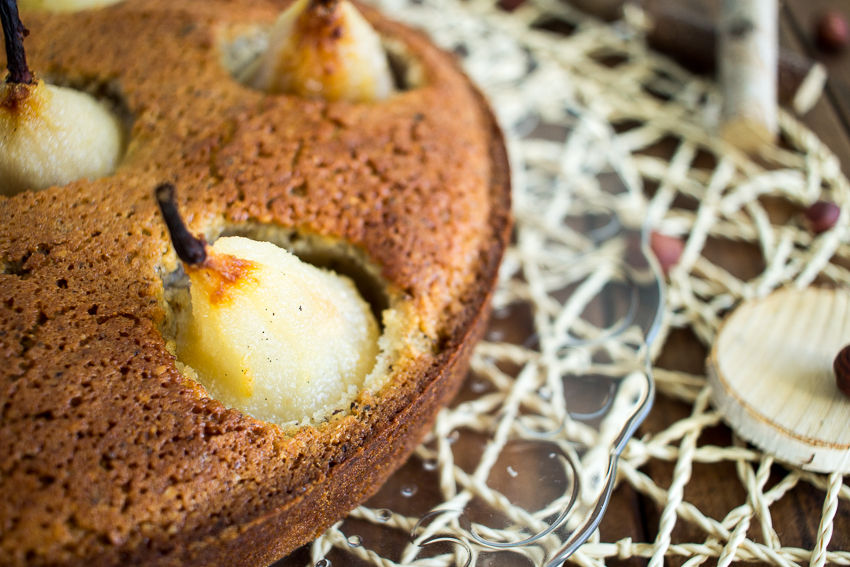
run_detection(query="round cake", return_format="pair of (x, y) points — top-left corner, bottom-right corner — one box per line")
(0, 1), (511, 565)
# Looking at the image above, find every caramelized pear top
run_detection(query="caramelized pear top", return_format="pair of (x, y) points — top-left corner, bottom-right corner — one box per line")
(243, 0), (395, 101)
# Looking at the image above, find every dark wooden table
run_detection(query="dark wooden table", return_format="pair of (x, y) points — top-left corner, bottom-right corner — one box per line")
(595, 1), (850, 565)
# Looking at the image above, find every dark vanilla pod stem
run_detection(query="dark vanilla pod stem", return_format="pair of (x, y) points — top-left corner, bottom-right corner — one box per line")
(155, 183), (208, 265)
(0, 0), (33, 85)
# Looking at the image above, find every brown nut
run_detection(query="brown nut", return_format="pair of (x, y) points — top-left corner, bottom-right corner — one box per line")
(833, 344), (850, 397)
(804, 200), (840, 234)
(816, 11), (850, 52)
(650, 232), (684, 275)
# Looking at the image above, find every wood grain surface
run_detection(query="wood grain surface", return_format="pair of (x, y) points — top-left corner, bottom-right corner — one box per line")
(709, 287), (850, 472)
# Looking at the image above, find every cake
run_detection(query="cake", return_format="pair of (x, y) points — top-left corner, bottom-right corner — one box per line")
(0, 1), (511, 565)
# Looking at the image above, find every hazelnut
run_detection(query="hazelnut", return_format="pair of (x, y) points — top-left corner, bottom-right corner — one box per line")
(816, 11), (850, 52)
(650, 232), (684, 275)
(804, 200), (840, 234)
(833, 344), (850, 397)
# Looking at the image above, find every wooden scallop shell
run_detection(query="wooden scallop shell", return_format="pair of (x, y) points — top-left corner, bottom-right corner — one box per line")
(707, 286), (850, 473)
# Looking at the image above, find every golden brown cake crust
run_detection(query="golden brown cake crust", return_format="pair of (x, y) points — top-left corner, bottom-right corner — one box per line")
(0, 2), (511, 565)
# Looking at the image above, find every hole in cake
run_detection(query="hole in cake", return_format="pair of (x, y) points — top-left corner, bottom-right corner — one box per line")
(217, 15), (425, 99)
(382, 38), (424, 92)
(158, 222), (422, 428)
(3, 258), (32, 277)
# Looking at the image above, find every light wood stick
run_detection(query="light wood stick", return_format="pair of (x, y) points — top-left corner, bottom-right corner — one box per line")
(562, 0), (825, 116)
(719, 0), (778, 153)
(643, 2), (826, 115)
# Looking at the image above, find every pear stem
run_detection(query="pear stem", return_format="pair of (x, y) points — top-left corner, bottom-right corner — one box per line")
(155, 183), (208, 266)
(1, 0), (33, 85)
